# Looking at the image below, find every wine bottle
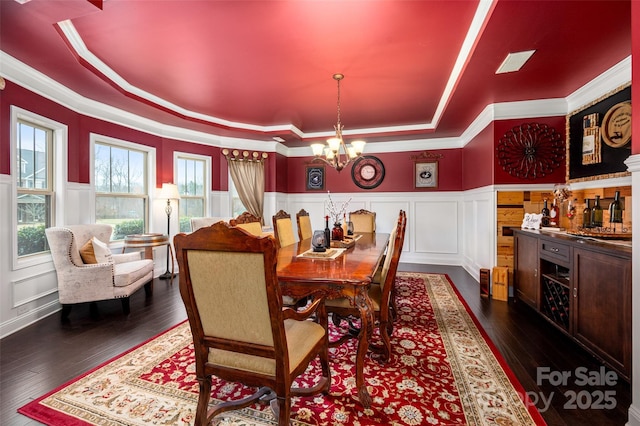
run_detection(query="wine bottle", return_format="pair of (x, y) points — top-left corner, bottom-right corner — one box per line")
(582, 199), (592, 228)
(541, 199), (550, 227)
(342, 213), (348, 236)
(324, 216), (331, 248)
(608, 191), (623, 224)
(549, 198), (559, 227)
(591, 195), (603, 228)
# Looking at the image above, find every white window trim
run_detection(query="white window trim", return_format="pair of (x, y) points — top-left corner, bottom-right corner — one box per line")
(173, 151), (211, 217)
(10, 106), (68, 271)
(90, 133), (157, 240)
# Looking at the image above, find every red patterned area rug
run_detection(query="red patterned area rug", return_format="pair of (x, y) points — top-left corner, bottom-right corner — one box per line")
(19, 272), (545, 425)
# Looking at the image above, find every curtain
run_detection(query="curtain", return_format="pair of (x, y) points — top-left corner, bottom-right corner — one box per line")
(227, 158), (265, 225)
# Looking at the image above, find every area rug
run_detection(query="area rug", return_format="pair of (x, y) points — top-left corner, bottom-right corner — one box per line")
(19, 272), (545, 425)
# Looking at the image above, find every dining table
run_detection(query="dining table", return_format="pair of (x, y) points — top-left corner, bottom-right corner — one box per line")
(276, 232), (390, 408)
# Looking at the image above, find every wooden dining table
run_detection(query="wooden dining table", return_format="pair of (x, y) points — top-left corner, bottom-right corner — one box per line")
(276, 232), (390, 408)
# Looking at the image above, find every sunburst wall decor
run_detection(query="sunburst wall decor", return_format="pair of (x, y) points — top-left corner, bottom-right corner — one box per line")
(496, 123), (565, 179)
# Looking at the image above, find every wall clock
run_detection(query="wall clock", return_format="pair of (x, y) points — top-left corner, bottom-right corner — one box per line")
(351, 155), (385, 189)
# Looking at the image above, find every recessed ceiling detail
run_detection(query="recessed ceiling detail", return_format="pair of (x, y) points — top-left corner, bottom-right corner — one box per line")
(0, 0), (631, 147)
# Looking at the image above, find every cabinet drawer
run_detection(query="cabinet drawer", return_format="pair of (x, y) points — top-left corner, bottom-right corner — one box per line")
(540, 240), (570, 263)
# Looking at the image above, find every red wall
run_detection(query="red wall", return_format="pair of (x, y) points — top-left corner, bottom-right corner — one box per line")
(286, 149), (463, 194)
(462, 124), (495, 190)
(0, 83), (606, 193)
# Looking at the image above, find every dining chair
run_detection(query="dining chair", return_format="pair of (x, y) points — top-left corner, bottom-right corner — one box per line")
(296, 209), (313, 241)
(326, 211), (405, 362)
(231, 211), (263, 236)
(272, 209), (296, 248)
(349, 209), (376, 233)
(174, 222), (331, 426)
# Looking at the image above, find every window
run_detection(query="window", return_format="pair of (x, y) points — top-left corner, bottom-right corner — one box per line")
(94, 140), (148, 240)
(16, 120), (53, 257)
(176, 155), (207, 232)
(229, 177), (247, 218)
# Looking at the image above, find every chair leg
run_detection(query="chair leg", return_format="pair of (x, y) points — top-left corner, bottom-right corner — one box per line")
(60, 304), (72, 323)
(120, 297), (131, 315)
(90, 302), (101, 320)
(195, 377), (212, 426)
(144, 281), (153, 297)
(273, 396), (291, 426)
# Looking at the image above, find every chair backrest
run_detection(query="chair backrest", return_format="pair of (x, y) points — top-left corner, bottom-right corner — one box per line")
(272, 209), (296, 247)
(47, 224), (113, 267)
(296, 209), (313, 241)
(190, 217), (230, 232)
(349, 209), (376, 233)
(231, 211), (263, 236)
(379, 212), (406, 297)
(174, 222), (285, 375)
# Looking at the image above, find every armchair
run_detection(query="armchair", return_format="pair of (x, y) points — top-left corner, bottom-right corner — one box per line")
(174, 222), (331, 425)
(45, 224), (154, 321)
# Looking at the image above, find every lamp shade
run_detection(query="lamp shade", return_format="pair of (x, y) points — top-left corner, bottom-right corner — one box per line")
(160, 183), (181, 200)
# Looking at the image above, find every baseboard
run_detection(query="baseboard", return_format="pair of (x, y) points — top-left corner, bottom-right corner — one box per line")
(627, 404), (640, 426)
(0, 300), (60, 339)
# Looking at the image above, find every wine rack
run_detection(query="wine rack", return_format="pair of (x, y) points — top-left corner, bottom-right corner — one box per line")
(541, 274), (570, 330)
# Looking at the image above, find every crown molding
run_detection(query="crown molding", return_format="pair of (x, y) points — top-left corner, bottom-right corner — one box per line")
(1, 51), (631, 156)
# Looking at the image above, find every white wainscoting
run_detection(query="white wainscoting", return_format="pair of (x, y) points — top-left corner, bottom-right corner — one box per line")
(0, 184), (502, 337)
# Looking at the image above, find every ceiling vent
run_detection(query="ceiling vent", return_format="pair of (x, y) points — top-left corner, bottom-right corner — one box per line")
(496, 50), (536, 74)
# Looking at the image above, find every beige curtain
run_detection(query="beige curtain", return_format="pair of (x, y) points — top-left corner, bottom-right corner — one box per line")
(228, 159), (265, 225)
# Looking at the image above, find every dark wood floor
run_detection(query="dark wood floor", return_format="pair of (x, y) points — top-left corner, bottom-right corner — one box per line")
(1, 264), (630, 425)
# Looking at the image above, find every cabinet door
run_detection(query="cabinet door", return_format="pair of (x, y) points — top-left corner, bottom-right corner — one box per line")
(573, 248), (631, 379)
(514, 232), (539, 308)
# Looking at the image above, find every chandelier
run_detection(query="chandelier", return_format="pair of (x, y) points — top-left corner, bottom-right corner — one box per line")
(311, 73), (366, 172)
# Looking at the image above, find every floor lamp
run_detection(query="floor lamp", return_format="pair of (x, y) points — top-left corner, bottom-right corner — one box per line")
(159, 183), (180, 280)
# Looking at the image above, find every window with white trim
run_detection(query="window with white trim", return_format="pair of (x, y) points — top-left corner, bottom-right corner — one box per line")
(176, 155), (207, 232)
(94, 141), (148, 240)
(16, 120), (53, 257)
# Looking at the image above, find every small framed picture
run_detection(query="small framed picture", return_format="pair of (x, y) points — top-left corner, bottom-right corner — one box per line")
(415, 161), (438, 188)
(306, 165), (325, 190)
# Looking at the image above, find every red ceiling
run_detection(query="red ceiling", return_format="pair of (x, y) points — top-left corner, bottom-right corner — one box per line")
(0, 0), (631, 147)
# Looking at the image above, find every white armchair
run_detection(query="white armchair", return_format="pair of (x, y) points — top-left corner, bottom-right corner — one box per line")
(45, 224), (154, 321)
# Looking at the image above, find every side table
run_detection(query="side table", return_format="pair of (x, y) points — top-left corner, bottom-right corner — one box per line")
(122, 233), (175, 280)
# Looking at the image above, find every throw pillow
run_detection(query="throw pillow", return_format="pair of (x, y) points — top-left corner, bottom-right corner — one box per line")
(91, 237), (113, 264)
(79, 239), (97, 264)
(79, 237), (113, 264)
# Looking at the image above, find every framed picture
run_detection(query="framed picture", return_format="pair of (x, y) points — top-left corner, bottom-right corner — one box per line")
(415, 161), (438, 188)
(306, 165), (325, 190)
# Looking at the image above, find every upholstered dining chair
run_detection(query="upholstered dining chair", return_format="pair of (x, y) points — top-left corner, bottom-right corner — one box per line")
(174, 222), (331, 425)
(349, 209), (376, 233)
(326, 211), (406, 361)
(296, 209), (313, 241)
(45, 224), (154, 321)
(272, 209), (296, 248)
(190, 217), (230, 232)
(231, 211), (263, 236)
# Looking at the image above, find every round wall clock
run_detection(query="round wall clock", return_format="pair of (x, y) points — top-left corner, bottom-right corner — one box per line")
(351, 155), (385, 189)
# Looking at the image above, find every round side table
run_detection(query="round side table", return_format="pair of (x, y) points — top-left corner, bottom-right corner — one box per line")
(122, 233), (175, 280)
